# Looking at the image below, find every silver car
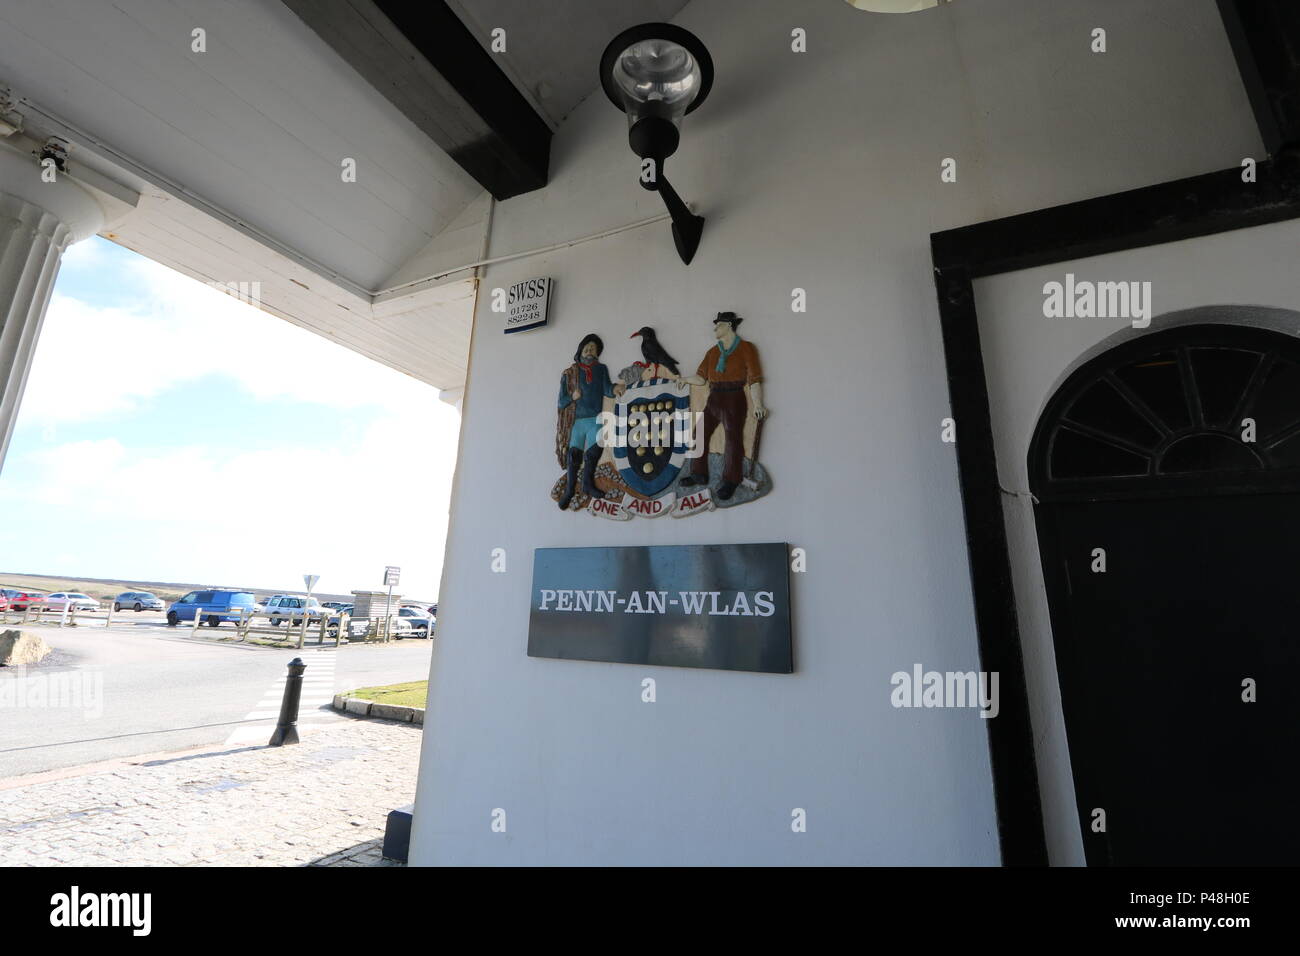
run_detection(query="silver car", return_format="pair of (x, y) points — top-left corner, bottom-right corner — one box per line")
(114, 591), (165, 612)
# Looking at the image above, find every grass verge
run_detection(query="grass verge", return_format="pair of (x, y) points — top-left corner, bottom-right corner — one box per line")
(345, 680), (428, 709)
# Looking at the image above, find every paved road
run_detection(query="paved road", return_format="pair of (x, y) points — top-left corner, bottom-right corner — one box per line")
(0, 621), (433, 778)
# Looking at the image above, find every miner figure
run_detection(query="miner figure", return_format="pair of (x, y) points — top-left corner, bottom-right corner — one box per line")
(676, 312), (767, 500)
(556, 333), (625, 510)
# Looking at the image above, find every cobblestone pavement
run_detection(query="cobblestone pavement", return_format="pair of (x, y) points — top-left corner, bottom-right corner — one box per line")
(0, 717), (419, 866)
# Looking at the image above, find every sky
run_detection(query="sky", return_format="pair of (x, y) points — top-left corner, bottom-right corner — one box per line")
(0, 237), (462, 600)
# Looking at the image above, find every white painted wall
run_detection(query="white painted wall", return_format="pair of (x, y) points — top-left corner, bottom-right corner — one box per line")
(975, 218), (1300, 865)
(410, 0), (1260, 865)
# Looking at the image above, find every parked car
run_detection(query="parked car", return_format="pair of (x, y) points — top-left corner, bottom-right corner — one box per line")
(263, 594), (329, 626)
(1, 588), (46, 611)
(397, 606), (433, 638)
(113, 591), (165, 612)
(0, 593), (8, 612)
(45, 592), (101, 612)
(167, 590), (258, 627)
(320, 601), (350, 611)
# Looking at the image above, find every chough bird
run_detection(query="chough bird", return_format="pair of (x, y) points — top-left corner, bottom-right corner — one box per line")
(629, 327), (680, 378)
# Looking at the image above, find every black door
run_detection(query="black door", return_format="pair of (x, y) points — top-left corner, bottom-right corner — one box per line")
(1030, 324), (1300, 865)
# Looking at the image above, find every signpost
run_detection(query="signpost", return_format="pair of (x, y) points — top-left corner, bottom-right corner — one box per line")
(300, 574), (320, 650)
(383, 566), (400, 643)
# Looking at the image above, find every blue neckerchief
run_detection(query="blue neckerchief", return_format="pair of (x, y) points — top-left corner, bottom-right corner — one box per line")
(715, 335), (741, 374)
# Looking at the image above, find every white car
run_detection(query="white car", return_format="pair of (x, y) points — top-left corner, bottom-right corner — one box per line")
(397, 607), (433, 637)
(45, 592), (101, 612)
(263, 594), (329, 626)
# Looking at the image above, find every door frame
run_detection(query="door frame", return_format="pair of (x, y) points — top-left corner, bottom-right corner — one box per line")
(928, 157), (1300, 864)
(1026, 322), (1300, 864)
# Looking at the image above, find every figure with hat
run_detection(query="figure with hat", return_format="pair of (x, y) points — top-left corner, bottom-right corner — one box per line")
(675, 312), (768, 500)
(556, 332), (626, 510)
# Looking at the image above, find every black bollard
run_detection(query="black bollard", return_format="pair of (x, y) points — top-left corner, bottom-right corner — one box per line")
(268, 657), (307, 746)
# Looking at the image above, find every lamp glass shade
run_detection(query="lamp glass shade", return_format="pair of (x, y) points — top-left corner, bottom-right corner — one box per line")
(611, 38), (702, 128)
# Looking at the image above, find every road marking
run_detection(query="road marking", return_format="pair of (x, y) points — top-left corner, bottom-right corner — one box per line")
(224, 650), (349, 745)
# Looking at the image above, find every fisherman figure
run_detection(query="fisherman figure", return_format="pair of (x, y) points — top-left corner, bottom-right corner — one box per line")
(557, 333), (626, 510)
(676, 312), (767, 500)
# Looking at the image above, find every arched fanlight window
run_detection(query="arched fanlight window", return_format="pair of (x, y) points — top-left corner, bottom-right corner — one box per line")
(1029, 324), (1300, 500)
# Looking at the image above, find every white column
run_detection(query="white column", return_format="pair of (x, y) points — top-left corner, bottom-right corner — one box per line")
(0, 147), (104, 472)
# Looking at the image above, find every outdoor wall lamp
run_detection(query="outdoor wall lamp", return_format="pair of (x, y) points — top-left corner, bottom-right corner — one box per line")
(600, 23), (713, 265)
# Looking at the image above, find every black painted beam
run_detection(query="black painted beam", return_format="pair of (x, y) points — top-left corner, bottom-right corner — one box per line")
(933, 153), (1300, 278)
(283, 0), (550, 200)
(1218, 0), (1300, 156)
(931, 263), (1048, 867)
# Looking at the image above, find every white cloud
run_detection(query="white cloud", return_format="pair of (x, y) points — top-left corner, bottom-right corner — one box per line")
(2, 405), (457, 596)
(2, 247), (462, 598)
(21, 255), (437, 426)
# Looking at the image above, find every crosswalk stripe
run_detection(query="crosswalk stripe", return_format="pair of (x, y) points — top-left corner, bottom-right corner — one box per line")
(225, 651), (346, 745)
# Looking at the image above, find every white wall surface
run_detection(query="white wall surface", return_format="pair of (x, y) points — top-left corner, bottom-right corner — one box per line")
(411, 0), (1260, 865)
(974, 218), (1300, 865)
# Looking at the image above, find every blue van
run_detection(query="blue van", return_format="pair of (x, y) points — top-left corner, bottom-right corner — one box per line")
(167, 590), (258, 627)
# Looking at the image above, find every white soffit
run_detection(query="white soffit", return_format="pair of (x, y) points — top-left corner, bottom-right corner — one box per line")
(0, 0), (489, 389)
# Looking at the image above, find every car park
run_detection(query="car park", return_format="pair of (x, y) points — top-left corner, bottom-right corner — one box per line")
(44, 592), (101, 612)
(113, 591), (165, 612)
(167, 590), (258, 627)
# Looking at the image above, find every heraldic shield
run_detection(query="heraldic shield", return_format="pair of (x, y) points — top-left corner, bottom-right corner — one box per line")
(612, 377), (692, 498)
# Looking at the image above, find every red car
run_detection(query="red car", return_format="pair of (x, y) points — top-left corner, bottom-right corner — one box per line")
(1, 588), (45, 611)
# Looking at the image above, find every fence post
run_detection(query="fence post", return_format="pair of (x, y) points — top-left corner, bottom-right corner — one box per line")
(106, 603), (114, 628)
(192, 606), (203, 636)
(296, 610), (306, 650)
(59, 601), (69, 628)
